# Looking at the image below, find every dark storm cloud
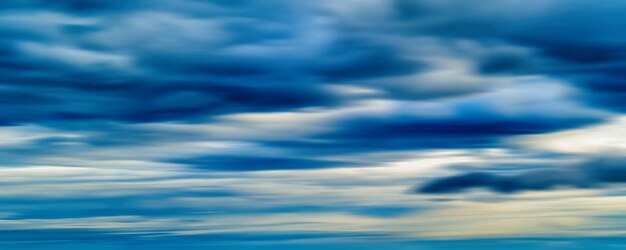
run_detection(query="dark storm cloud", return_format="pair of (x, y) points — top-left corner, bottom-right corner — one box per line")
(1, 0), (625, 127)
(0, 0), (434, 124)
(417, 156), (626, 194)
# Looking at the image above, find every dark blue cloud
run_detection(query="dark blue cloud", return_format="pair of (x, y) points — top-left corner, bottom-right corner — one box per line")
(267, 104), (603, 155)
(0, 0), (138, 13)
(170, 155), (358, 171)
(559, 66), (626, 113)
(309, 40), (422, 81)
(0, 1), (345, 124)
(0, 0), (624, 127)
(417, 156), (626, 194)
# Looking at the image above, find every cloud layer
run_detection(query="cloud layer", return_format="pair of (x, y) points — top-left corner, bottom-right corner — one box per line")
(418, 156), (626, 194)
(2, 0), (626, 249)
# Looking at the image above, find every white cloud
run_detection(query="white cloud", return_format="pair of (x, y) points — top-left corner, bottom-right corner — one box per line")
(514, 116), (626, 154)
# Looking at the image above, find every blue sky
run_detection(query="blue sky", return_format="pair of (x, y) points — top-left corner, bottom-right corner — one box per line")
(1, 0), (626, 249)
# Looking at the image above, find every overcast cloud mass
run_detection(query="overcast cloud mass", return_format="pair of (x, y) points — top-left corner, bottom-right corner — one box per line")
(1, 0), (626, 249)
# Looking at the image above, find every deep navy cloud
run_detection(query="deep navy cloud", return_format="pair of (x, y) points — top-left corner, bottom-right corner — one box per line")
(418, 156), (626, 194)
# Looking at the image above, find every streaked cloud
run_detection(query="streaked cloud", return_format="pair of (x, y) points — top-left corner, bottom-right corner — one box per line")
(1, 0), (626, 249)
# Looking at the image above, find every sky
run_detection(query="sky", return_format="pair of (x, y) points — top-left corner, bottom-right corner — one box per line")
(1, 0), (626, 249)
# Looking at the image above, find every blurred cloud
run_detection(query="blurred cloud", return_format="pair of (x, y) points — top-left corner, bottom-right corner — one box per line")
(516, 116), (626, 154)
(1, 0), (626, 248)
(417, 156), (626, 194)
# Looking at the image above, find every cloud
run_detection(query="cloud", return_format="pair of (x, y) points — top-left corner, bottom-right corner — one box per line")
(516, 116), (626, 154)
(308, 39), (422, 82)
(417, 156), (626, 194)
(7, 0), (624, 126)
(268, 81), (606, 155)
(0, 2), (342, 124)
(170, 155), (358, 171)
(3, 0), (626, 246)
